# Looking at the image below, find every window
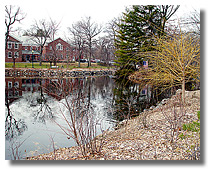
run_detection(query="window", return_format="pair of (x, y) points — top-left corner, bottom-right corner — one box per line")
(66, 47), (69, 51)
(14, 81), (19, 88)
(49, 46), (52, 50)
(14, 90), (19, 96)
(143, 61), (147, 65)
(30, 46), (33, 50)
(8, 91), (13, 97)
(61, 54), (63, 59)
(8, 81), (12, 88)
(142, 90), (146, 95)
(56, 43), (63, 50)
(25, 47), (28, 50)
(8, 52), (12, 58)
(8, 42), (12, 49)
(15, 52), (19, 58)
(15, 43), (19, 49)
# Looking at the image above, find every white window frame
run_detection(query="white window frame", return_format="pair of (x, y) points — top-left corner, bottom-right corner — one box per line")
(14, 90), (19, 96)
(15, 52), (19, 58)
(56, 43), (63, 50)
(15, 43), (19, 49)
(8, 52), (12, 58)
(8, 42), (12, 49)
(14, 81), (19, 88)
(8, 81), (12, 88)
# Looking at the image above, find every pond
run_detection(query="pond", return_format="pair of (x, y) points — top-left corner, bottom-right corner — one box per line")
(5, 75), (165, 160)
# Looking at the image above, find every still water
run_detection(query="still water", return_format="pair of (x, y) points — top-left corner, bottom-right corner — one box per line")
(5, 76), (151, 160)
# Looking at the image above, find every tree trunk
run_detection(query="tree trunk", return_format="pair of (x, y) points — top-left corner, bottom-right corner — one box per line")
(39, 56), (42, 66)
(88, 39), (92, 67)
(54, 59), (56, 66)
(13, 58), (15, 68)
(78, 51), (81, 68)
(39, 46), (44, 66)
(182, 78), (185, 104)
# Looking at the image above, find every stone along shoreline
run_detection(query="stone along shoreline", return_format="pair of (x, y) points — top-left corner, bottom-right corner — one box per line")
(27, 90), (200, 160)
(5, 68), (115, 78)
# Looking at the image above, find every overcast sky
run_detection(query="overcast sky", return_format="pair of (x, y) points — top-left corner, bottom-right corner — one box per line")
(3, 0), (200, 39)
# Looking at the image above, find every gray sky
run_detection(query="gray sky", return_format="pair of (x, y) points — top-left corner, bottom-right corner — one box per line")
(4, 0), (200, 38)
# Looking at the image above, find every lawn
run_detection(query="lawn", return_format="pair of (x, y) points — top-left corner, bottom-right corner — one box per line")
(5, 62), (112, 70)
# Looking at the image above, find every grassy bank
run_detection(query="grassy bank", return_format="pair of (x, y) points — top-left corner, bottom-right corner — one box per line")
(5, 62), (111, 70)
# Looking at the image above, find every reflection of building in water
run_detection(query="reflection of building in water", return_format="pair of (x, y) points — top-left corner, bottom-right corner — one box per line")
(5, 78), (41, 104)
(22, 79), (40, 92)
(5, 77), (86, 104)
(5, 78), (22, 103)
(42, 78), (85, 100)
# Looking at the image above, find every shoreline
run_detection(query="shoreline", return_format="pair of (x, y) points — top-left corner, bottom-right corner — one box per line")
(5, 68), (115, 78)
(26, 89), (200, 160)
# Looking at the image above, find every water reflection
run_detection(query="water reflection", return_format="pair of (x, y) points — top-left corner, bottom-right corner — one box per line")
(5, 96), (27, 141)
(5, 76), (116, 160)
(112, 78), (150, 122)
(5, 75), (160, 160)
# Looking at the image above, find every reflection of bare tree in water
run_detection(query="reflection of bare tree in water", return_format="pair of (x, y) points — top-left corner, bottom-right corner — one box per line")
(5, 91), (28, 160)
(46, 77), (107, 158)
(5, 92), (27, 141)
(32, 79), (54, 123)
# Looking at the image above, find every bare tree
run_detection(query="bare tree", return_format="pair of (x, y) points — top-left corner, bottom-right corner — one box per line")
(5, 5), (26, 50)
(26, 19), (52, 66)
(181, 9), (200, 35)
(47, 19), (61, 66)
(79, 17), (102, 67)
(105, 17), (121, 42)
(95, 36), (114, 66)
(68, 21), (86, 67)
(157, 5), (180, 36)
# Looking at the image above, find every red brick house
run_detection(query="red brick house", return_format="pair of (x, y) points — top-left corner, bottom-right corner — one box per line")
(5, 36), (80, 64)
(43, 38), (77, 64)
(5, 35), (22, 62)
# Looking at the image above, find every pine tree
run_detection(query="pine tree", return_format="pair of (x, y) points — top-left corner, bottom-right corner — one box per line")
(115, 5), (162, 78)
(114, 5), (180, 79)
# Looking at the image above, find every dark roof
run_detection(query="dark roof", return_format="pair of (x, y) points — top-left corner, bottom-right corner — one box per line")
(22, 50), (40, 55)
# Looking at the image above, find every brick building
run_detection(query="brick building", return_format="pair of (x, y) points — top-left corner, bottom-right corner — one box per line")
(5, 35), (22, 62)
(43, 38), (76, 63)
(5, 35), (77, 63)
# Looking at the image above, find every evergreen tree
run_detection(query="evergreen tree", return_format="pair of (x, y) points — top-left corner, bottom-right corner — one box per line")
(115, 5), (161, 78)
(114, 5), (179, 79)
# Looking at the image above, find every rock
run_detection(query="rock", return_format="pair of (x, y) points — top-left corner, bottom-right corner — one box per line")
(176, 89), (182, 95)
(112, 153), (118, 156)
(161, 99), (168, 105)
